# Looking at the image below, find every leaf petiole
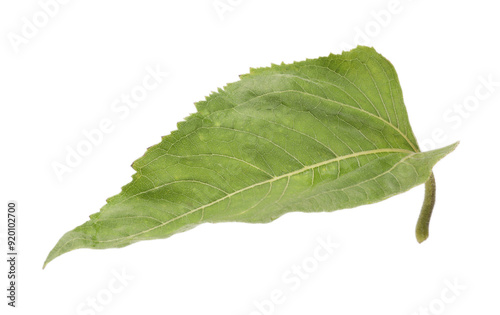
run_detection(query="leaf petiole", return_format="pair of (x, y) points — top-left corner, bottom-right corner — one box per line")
(416, 172), (436, 243)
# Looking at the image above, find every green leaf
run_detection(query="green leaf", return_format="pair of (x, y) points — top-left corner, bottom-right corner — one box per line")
(44, 46), (458, 268)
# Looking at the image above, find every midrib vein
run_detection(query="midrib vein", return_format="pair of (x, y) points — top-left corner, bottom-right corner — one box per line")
(98, 147), (413, 243)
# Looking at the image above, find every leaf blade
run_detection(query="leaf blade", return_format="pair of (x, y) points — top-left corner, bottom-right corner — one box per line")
(44, 46), (457, 268)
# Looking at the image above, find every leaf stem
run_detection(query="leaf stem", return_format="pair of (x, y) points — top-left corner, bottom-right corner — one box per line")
(416, 172), (436, 243)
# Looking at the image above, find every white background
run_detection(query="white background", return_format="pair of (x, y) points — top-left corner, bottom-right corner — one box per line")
(1, 0), (499, 314)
